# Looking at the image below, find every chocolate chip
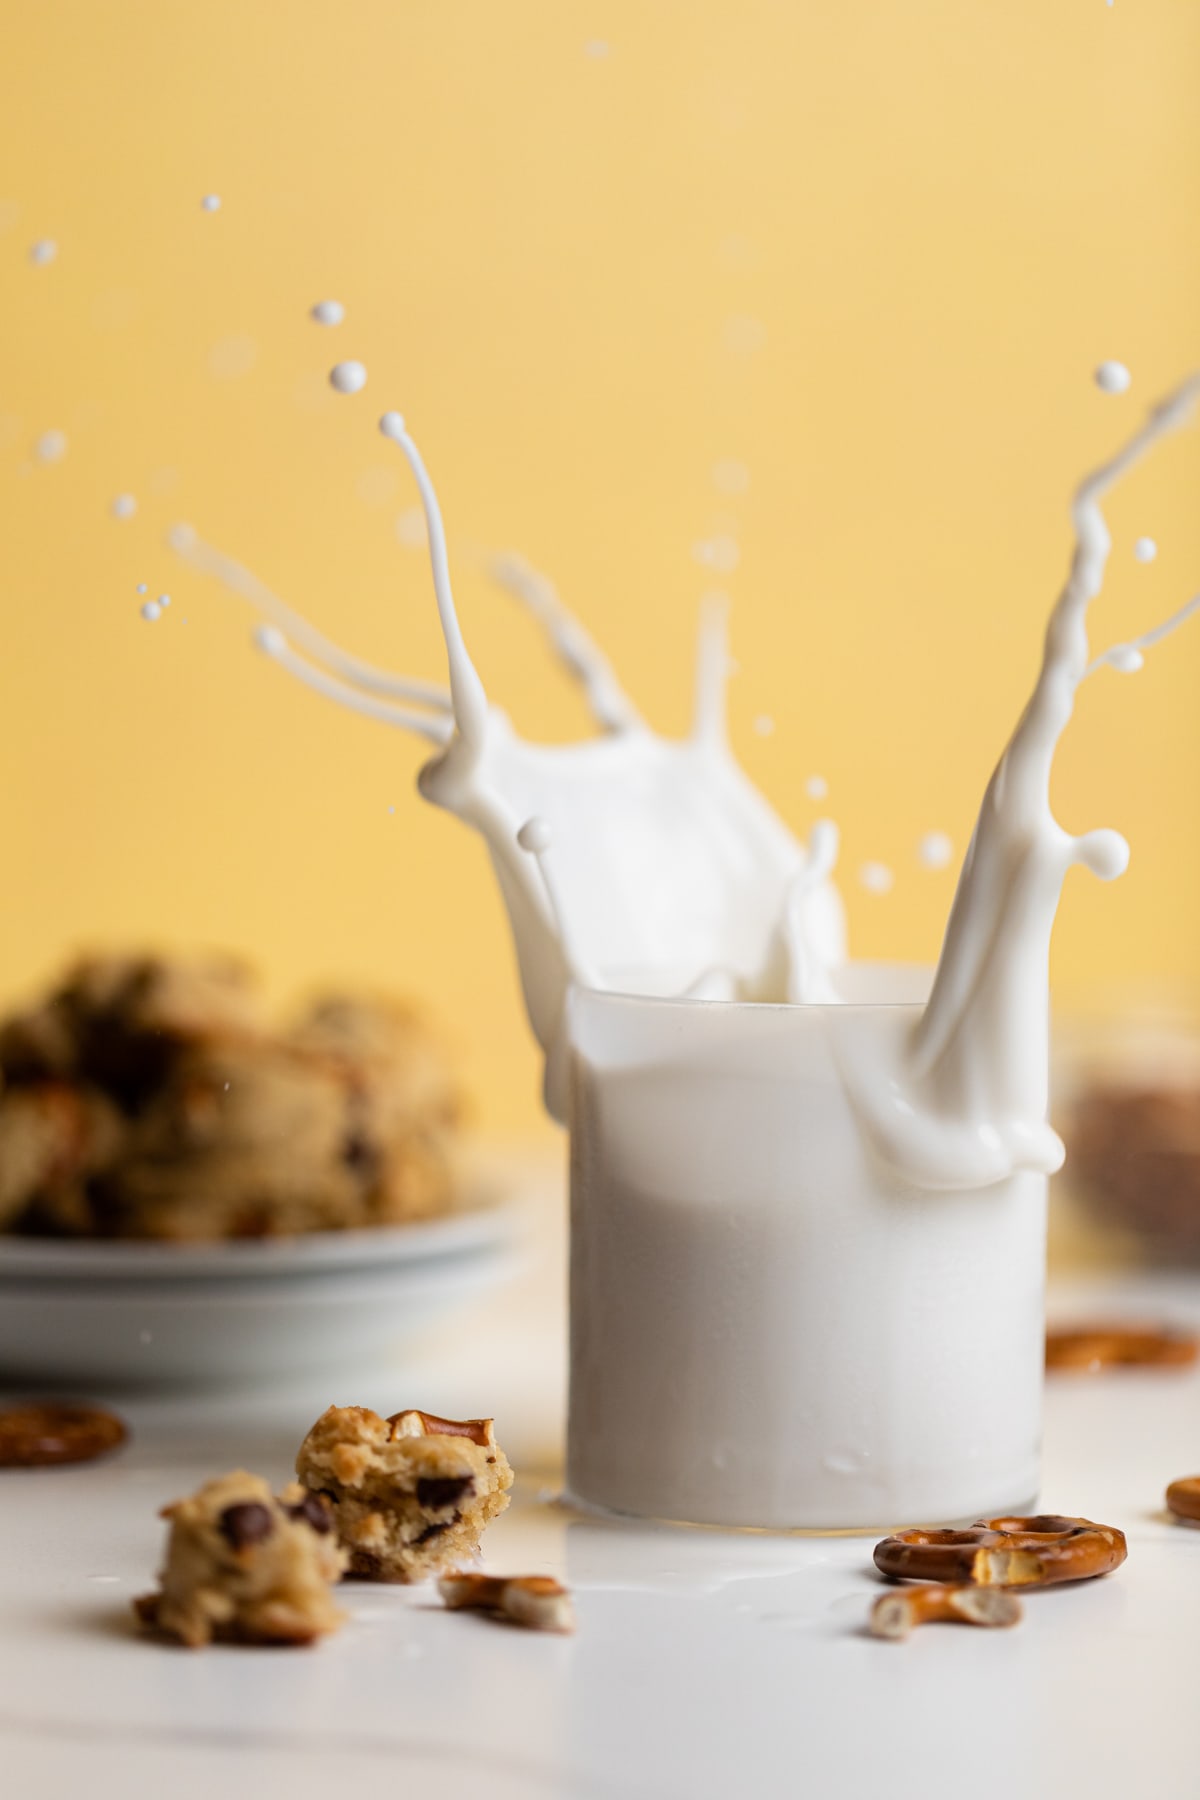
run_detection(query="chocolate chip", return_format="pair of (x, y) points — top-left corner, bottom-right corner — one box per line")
(340, 1130), (379, 1181)
(349, 1549), (384, 1578)
(416, 1475), (474, 1512)
(287, 1491), (334, 1535)
(414, 1520), (451, 1545)
(218, 1501), (275, 1549)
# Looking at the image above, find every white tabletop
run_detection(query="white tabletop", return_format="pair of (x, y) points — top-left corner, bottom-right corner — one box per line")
(3, 1157), (1199, 1800)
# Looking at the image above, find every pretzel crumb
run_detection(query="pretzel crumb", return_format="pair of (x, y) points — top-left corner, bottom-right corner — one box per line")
(869, 1583), (1022, 1641)
(438, 1571), (575, 1634)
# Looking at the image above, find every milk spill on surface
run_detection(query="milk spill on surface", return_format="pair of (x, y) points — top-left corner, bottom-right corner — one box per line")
(173, 381), (1199, 1171)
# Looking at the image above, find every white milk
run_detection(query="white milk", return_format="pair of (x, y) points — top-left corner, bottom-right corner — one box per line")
(174, 379), (1199, 1527)
(567, 977), (1045, 1528)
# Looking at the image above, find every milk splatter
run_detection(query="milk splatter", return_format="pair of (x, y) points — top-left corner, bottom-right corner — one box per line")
(917, 831), (953, 870)
(110, 494), (137, 520)
(311, 300), (345, 326)
(1134, 536), (1157, 563)
(34, 430), (67, 463)
(1095, 360), (1131, 395)
(330, 361), (367, 395)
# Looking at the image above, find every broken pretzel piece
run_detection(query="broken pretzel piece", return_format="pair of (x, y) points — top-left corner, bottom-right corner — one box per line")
(438, 1571), (575, 1634)
(1165, 1476), (1200, 1523)
(870, 1582), (1023, 1641)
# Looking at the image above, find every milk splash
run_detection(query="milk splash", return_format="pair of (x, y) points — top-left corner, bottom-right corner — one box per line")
(172, 382), (1198, 1174)
(169, 412), (846, 1118)
(837, 375), (1200, 1188)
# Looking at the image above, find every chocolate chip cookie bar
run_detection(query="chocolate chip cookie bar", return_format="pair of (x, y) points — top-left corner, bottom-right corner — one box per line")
(134, 1470), (347, 1647)
(295, 1405), (513, 1582)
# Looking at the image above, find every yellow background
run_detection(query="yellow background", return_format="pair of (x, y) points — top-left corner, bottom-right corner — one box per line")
(1, 1), (1197, 1137)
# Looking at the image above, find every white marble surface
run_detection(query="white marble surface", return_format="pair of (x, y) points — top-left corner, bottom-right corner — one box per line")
(2, 1154), (1199, 1800)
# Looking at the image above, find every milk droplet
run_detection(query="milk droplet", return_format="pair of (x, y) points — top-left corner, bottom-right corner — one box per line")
(34, 429), (67, 463)
(711, 459), (750, 496)
(518, 816), (554, 855)
(1108, 644), (1144, 674)
(201, 194), (221, 212)
(311, 299), (345, 326)
(330, 361), (368, 395)
(1134, 536), (1157, 563)
(858, 861), (895, 895)
(28, 238), (57, 266)
(584, 40), (610, 58)
(805, 775), (829, 801)
(158, 594), (171, 608)
(141, 601), (162, 622)
(1094, 360), (1131, 395)
(379, 411), (405, 440)
(918, 831), (953, 869)
(136, 583), (147, 594)
(692, 535), (740, 574)
(753, 715), (775, 737)
(110, 494), (137, 520)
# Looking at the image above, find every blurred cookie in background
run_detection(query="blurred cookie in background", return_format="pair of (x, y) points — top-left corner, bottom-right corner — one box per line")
(0, 954), (462, 1241)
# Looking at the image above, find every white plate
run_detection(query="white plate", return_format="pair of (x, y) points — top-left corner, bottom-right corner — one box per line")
(0, 1182), (524, 1389)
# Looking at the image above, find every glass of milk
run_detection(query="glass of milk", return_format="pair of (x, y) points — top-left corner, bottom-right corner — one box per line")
(565, 972), (1046, 1530)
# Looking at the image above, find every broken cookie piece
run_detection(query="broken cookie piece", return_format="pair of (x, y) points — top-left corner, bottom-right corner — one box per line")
(295, 1405), (513, 1583)
(135, 1469), (347, 1647)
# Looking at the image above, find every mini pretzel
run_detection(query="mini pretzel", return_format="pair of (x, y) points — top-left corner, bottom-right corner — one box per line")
(0, 1402), (128, 1467)
(1165, 1477), (1200, 1523)
(870, 1583), (1023, 1641)
(438, 1571), (575, 1634)
(874, 1515), (1127, 1588)
(1046, 1325), (1198, 1373)
(387, 1410), (495, 1447)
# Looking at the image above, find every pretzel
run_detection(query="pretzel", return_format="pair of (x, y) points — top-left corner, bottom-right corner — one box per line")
(1165, 1477), (1200, 1523)
(1046, 1324), (1198, 1373)
(438, 1571), (575, 1633)
(386, 1410), (495, 1447)
(869, 1583), (1023, 1641)
(0, 1402), (128, 1467)
(874, 1515), (1127, 1588)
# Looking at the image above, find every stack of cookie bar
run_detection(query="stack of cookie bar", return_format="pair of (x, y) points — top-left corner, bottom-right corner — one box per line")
(0, 953), (461, 1239)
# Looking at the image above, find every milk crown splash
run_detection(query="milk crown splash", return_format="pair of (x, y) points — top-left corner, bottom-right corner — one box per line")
(170, 411), (845, 1119)
(173, 382), (1199, 1175)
